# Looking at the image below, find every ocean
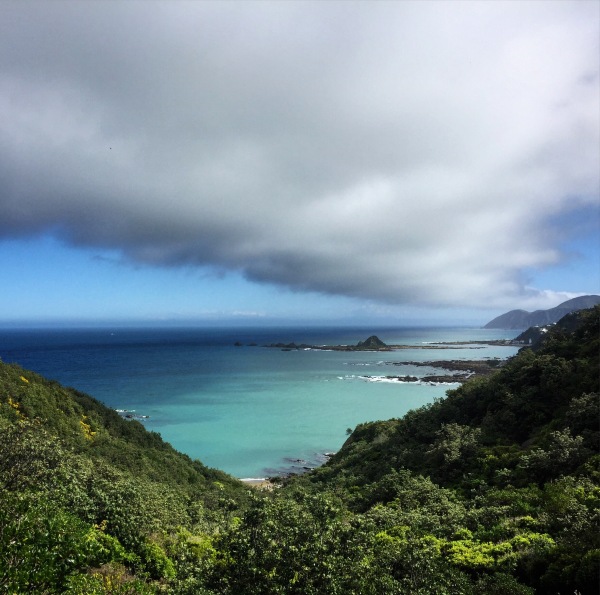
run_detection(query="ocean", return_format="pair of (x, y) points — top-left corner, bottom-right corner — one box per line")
(0, 326), (520, 479)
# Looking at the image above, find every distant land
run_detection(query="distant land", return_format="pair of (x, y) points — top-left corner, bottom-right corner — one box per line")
(483, 294), (600, 329)
(263, 334), (517, 352)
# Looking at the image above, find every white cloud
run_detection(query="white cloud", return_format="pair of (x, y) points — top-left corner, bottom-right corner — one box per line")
(0, 0), (598, 311)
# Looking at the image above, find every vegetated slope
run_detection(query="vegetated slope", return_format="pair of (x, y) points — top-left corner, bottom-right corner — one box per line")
(483, 294), (600, 329)
(0, 360), (249, 593)
(514, 306), (600, 349)
(1, 308), (599, 594)
(0, 362), (245, 492)
(283, 306), (599, 594)
(310, 306), (598, 486)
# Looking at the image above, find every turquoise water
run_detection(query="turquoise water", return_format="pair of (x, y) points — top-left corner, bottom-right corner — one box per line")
(0, 326), (519, 478)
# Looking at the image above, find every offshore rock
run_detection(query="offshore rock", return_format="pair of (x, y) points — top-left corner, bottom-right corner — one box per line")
(356, 335), (387, 349)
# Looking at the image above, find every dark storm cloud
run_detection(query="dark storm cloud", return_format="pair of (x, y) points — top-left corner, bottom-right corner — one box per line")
(0, 1), (598, 309)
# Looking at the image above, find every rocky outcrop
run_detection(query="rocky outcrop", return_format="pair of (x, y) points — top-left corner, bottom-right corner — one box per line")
(355, 335), (387, 349)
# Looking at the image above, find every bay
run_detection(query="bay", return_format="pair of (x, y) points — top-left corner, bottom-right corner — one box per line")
(0, 326), (519, 478)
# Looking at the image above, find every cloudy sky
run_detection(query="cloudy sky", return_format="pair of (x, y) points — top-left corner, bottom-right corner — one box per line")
(0, 0), (598, 327)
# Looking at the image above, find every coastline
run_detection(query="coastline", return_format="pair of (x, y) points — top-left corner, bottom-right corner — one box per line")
(0, 326), (520, 479)
(240, 478), (277, 490)
(262, 339), (520, 352)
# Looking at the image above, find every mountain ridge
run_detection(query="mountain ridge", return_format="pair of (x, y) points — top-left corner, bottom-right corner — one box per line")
(483, 294), (600, 329)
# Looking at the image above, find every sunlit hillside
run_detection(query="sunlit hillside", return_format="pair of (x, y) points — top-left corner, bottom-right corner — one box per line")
(1, 307), (598, 593)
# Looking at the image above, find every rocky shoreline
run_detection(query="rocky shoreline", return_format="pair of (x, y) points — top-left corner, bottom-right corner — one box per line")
(264, 342), (493, 351)
(387, 357), (504, 383)
(258, 334), (519, 352)
(256, 452), (337, 482)
(353, 357), (505, 384)
(116, 409), (149, 421)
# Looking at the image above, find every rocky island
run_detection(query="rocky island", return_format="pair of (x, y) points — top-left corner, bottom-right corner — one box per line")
(264, 334), (393, 351)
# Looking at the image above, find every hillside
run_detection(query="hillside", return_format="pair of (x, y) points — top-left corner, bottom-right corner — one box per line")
(0, 360), (250, 593)
(1, 307), (599, 593)
(307, 306), (599, 486)
(289, 306), (600, 593)
(483, 294), (600, 329)
(513, 305), (599, 349)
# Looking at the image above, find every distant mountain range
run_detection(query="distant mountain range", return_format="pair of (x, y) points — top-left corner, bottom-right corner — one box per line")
(483, 294), (600, 329)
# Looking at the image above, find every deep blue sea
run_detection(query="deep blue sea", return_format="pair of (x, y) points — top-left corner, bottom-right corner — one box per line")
(0, 326), (520, 479)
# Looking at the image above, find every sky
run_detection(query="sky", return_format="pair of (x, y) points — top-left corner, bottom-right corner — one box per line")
(0, 0), (598, 327)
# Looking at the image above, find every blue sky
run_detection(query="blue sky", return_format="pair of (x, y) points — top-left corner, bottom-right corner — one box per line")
(0, 235), (496, 327)
(1, 228), (597, 328)
(0, 235), (370, 326)
(0, 1), (598, 327)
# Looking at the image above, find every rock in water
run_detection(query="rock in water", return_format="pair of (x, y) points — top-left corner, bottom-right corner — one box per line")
(356, 335), (387, 349)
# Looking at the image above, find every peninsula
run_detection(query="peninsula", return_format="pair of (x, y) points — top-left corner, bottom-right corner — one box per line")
(261, 335), (514, 384)
(263, 334), (518, 352)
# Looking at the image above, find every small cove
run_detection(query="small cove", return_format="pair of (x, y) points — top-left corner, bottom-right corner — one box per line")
(0, 326), (520, 478)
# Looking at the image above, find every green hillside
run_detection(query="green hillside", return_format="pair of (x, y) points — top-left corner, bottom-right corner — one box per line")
(1, 307), (598, 593)
(0, 360), (250, 593)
